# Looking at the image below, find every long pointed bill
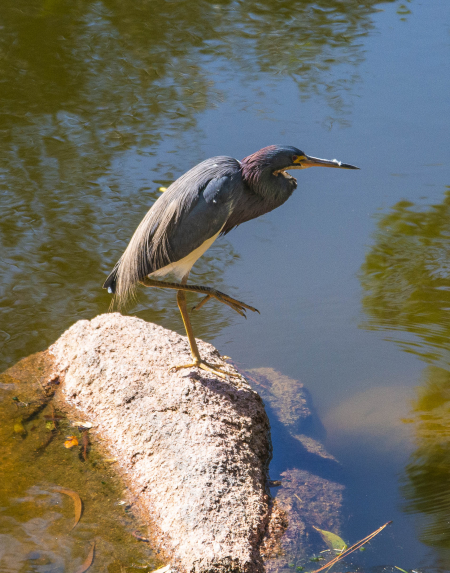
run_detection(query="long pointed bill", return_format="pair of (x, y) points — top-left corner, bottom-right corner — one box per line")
(301, 154), (359, 170)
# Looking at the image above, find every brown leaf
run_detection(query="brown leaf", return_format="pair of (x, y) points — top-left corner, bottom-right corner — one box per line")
(75, 541), (95, 573)
(43, 404), (64, 422)
(54, 487), (83, 529)
(64, 436), (79, 448)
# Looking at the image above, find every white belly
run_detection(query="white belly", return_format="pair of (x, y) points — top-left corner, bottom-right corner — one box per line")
(149, 230), (221, 281)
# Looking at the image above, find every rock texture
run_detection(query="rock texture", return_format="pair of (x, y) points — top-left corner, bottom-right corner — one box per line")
(49, 313), (272, 573)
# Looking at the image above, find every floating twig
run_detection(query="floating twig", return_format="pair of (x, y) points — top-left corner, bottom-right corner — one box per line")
(34, 431), (56, 456)
(81, 430), (89, 462)
(312, 521), (392, 573)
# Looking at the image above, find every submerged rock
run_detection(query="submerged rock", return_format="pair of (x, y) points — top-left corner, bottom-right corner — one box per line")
(49, 313), (273, 573)
(246, 368), (344, 570)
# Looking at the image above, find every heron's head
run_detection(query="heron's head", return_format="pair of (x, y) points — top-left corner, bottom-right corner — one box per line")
(241, 144), (359, 201)
(243, 144), (358, 185)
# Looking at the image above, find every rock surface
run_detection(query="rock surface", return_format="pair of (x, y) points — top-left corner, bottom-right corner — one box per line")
(49, 313), (273, 573)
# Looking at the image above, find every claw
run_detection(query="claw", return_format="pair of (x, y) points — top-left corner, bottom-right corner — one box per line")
(209, 291), (257, 317)
(215, 292), (259, 315)
(190, 287), (259, 317)
(169, 360), (240, 379)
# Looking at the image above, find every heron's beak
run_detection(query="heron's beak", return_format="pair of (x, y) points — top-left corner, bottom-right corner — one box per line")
(292, 154), (359, 170)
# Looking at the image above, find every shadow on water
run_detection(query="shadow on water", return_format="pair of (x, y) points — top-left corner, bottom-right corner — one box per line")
(0, 0), (396, 370)
(264, 403), (343, 483)
(359, 187), (450, 567)
(245, 368), (343, 481)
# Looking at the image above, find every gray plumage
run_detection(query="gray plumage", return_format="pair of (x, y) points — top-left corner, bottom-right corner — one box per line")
(104, 156), (241, 303)
(103, 144), (358, 377)
(103, 145), (357, 305)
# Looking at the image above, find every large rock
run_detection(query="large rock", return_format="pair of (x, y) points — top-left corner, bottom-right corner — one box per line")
(49, 313), (273, 573)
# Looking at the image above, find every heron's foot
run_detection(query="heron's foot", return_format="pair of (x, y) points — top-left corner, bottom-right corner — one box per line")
(169, 359), (240, 380)
(192, 291), (259, 318)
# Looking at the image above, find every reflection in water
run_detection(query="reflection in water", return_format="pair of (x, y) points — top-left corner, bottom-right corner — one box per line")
(0, 0), (395, 370)
(401, 366), (450, 565)
(360, 189), (450, 564)
(360, 187), (450, 362)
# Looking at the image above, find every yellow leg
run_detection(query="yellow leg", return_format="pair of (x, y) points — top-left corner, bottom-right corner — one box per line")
(172, 289), (239, 379)
(139, 275), (244, 379)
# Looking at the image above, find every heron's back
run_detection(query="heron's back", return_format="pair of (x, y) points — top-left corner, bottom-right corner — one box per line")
(104, 156), (243, 302)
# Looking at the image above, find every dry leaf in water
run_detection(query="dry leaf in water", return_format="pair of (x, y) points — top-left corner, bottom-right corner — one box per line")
(64, 436), (79, 448)
(75, 541), (95, 573)
(54, 487), (83, 529)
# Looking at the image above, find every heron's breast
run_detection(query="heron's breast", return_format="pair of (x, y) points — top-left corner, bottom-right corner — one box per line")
(149, 229), (222, 281)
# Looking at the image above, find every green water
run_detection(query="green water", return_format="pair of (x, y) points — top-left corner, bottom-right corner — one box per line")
(1, 0), (450, 570)
(0, 352), (161, 571)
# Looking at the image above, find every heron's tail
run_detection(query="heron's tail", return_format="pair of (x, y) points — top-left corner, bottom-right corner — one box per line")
(103, 263), (119, 294)
(103, 261), (135, 310)
(102, 196), (175, 307)
(102, 252), (140, 309)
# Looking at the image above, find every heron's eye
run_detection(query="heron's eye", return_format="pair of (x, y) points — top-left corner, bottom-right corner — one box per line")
(292, 155), (298, 162)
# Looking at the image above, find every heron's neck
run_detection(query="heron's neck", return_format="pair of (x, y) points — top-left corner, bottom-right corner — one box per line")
(241, 158), (296, 205)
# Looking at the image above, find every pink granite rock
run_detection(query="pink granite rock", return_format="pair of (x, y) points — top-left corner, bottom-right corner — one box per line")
(49, 313), (272, 573)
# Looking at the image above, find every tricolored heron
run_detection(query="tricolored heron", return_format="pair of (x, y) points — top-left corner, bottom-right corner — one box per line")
(104, 145), (358, 378)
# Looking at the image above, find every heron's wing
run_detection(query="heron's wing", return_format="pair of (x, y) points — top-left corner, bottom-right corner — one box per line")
(104, 157), (242, 299)
(167, 174), (237, 263)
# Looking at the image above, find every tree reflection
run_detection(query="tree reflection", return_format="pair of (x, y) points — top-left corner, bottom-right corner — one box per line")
(359, 188), (450, 561)
(401, 366), (450, 565)
(0, 0), (396, 368)
(360, 188), (450, 362)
